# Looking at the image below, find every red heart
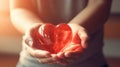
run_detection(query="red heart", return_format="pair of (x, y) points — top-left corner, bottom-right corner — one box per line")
(33, 23), (83, 54)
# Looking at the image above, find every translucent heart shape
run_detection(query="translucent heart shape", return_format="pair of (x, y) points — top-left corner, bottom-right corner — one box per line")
(33, 23), (83, 54)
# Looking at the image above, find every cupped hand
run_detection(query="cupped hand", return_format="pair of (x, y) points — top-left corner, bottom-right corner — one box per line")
(56, 23), (90, 65)
(23, 23), (58, 64)
(22, 23), (90, 65)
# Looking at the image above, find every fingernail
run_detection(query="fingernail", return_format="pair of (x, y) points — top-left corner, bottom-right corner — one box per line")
(28, 40), (33, 46)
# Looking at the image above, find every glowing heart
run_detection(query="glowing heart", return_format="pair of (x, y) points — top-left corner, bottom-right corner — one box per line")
(33, 23), (83, 54)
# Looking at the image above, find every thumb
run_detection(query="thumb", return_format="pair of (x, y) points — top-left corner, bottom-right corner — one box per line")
(78, 29), (89, 48)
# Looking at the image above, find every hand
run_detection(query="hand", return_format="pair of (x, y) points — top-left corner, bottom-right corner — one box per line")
(23, 23), (58, 64)
(55, 23), (89, 65)
(68, 23), (89, 48)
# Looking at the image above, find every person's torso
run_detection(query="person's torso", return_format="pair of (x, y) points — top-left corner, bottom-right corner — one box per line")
(19, 1), (106, 67)
(36, 0), (88, 24)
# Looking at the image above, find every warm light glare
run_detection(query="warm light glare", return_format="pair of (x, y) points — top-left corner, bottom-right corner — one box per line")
(0, 0), (9, 10)
(0, 0), (20, 36)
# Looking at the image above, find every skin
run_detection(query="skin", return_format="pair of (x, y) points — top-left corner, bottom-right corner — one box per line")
(10, 0), (112, 65)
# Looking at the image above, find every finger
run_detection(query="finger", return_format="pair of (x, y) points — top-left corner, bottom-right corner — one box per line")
(33, 50), (52, 58)
(56, 56), (76, 65)
(23, 35), (33, 46)
(78, 29), (89, 48)
(64, 57), (78, 64)
(63, 44), (82, 57)
(58, 52), (81, 65)
(56, 52), (77, 65)
(64, 44), (81, 51)
(37, 57), (57, 64)
(23, 27), (37, 47)
(37, 54), (59, 64)
(56, 58), (68, 65)
(57, 52), (65, 58)
(24, 42), (51, 58)
(51, 54), (59, 60)
(64, 50), (81, 58)
(29, 49), (51, 58)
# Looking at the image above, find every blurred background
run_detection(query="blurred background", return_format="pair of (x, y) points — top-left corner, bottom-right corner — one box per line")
(0, 0), (120, 67)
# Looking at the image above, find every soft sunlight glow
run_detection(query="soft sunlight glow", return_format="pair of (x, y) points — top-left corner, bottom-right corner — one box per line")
(0, 0), (21, 36)
(0, 0), (9, 11)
